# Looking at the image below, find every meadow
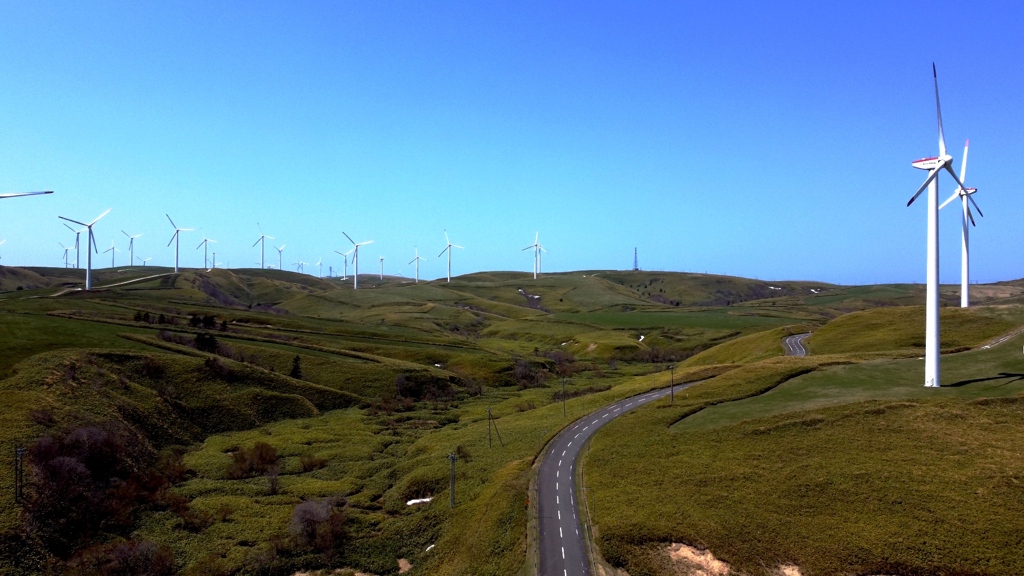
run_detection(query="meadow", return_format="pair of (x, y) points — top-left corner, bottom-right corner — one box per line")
(0, 267), (1021, 575)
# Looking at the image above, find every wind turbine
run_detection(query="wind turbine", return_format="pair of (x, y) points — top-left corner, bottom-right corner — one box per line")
(196, 236), (217, 269)
(64, 223), (84, 268)
(0, 240), (5, 260)
(103, 240), (120, 268)
(252, 224), (274, 269)
(906, 64), (972, 388)
(379, 256), (385, 280)
(294, 259), (307, 274)
(938, 140), (983, 308)
(165, 214), (193, 273)
(342, 232), (373, 289)
(408, 248), (427, 283)
(437, 230), (463, 283)
(1, 190), (52, 199)
(122, 230), (142, 267)
(315, 258), (323, 278)
(59, 242), (71, 268)
(522, 232), (548, 279)
(275, 244), (286, 271)
(136, 256), (151, 267)
(58, 209), (110, 290)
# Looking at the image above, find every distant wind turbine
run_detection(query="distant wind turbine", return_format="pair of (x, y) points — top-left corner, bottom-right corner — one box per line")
(379, 256), (385, 280)
(342, 232), (373, 289)
(522, 232), (548, 279)
(59, 242), (71, 268)
(408, 248), (427, 283)
(165, 214), (193, 273)
(196, 235), (217, 269)
(64, 223), (85, 268)
(906, 63), (972, 388)
(315, 258), (323, 278)
(938, 140), (983, 308)
(122, 230), (142, 268)
(252, 223), (274, 269)
(58, 208), (110, 290)
(136, 256), (151, 267)
(103, 240), (120, 268)
(437, 230), (463, 283)
(275, 244), (286, 271)
(294, 259), (307, 274)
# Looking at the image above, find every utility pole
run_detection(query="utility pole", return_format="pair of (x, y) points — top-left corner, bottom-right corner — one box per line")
(670, 365), (675, 404)
(487, 407), (504, 448)
(448, 451), (457, 509)
(562, 379), (567, 418)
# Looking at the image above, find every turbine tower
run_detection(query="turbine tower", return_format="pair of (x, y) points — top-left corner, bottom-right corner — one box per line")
(342, 232), (373, 289)
(64, 223), (84, 268)
(103, 240), (120, 268)
(165, 214), (193, 273)
(408, 248), (427, 283)
(938, 140), (983, 308)
(275, 244), (286, 271)
(196, 236), (217, 269)
(437, 230), (463, 283)
(58, 208), (110, 290)
(379, 256), (385, 280)
(315, 258), (323, 278)
(906, 64), (972, 388)
(122, 230), (142, 267)
(252, 224), (274, 269)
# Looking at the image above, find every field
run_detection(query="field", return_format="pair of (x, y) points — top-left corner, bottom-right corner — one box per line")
(1, 267), (1022, 575)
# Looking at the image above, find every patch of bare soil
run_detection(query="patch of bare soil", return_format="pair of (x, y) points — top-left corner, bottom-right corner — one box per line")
(587, 342), (598, 352)
(666, 543), (730, 576)
(777, 565), (802, 576)
(398, 558), (412, 573)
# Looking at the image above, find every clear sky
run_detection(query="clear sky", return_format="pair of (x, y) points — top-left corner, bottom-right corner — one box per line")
(1, 1), (1022, 284)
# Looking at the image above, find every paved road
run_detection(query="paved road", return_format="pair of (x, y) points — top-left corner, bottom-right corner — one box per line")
(537, 381), (699, 576)
(782, 333), (811, 356)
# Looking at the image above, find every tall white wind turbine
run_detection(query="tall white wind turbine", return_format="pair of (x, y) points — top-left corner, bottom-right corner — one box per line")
(165, 214), (193, 273)
(379, 256), (385, 280)
(196, 236), (217, 270)
(408, 248), (427, 283)
(58, 208), (110, 290)
(252, 224), (274, 269)
(103, 240), (120, 268)
(122, 230), (142, 267)
(315, 258), (323, 279)
(906, 64), (972, 388)
(437, 230), (463, 283)
(938, 140), (983, 308)
(64, 223), (84, 268)
(342, 232), (373, 289)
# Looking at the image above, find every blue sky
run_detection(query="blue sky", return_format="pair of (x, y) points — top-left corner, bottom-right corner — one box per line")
(1, 1), (1022, 284)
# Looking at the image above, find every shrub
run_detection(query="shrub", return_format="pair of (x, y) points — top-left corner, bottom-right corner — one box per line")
(290, 497), (347, 553)
(226, 442), (278, 479)
(300, 454), (328, 472)
(64, 539), (174, 576)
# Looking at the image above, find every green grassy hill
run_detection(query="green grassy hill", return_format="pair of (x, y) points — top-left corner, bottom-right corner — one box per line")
(3, 266), (1024, 576)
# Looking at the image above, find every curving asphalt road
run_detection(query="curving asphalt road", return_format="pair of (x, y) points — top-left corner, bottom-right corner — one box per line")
(782, 333), (811, 356)
(537, 381), (700, 576)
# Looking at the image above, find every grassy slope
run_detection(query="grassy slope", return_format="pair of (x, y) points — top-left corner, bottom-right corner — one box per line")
(584, 319), (1024, 576)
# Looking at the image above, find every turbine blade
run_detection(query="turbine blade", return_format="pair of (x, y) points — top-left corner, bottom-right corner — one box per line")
(91, 232), (98, 253)
(938, 189), (961, 210)
(252, 237), (261, 247)
(453, 244), (464, 249)
(968, 193), (983, 218)
(967, 206), (976, 227)
(167, 232), (176, 247)
(943, 162), (968, 192)
(960, 139), (969, 183)
(59, 216), (88, 227)
(196, 240), (205, 250)
(523, 246), (533, 251)
(166, 214), (177, 228)
(122, 230), (130, 238)
(343, 231), (356, 245)
(359, 240), (374, 246)
(907, 168), (940, 207)
(933, 63), (946, 157)
(438, 247), (448, 258)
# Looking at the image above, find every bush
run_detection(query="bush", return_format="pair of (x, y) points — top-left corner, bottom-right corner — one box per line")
(300, 454), (328, 472)
(63, 539), (174, 576)
(226, 442), (278, 479)
(290, 497), (347, 553)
